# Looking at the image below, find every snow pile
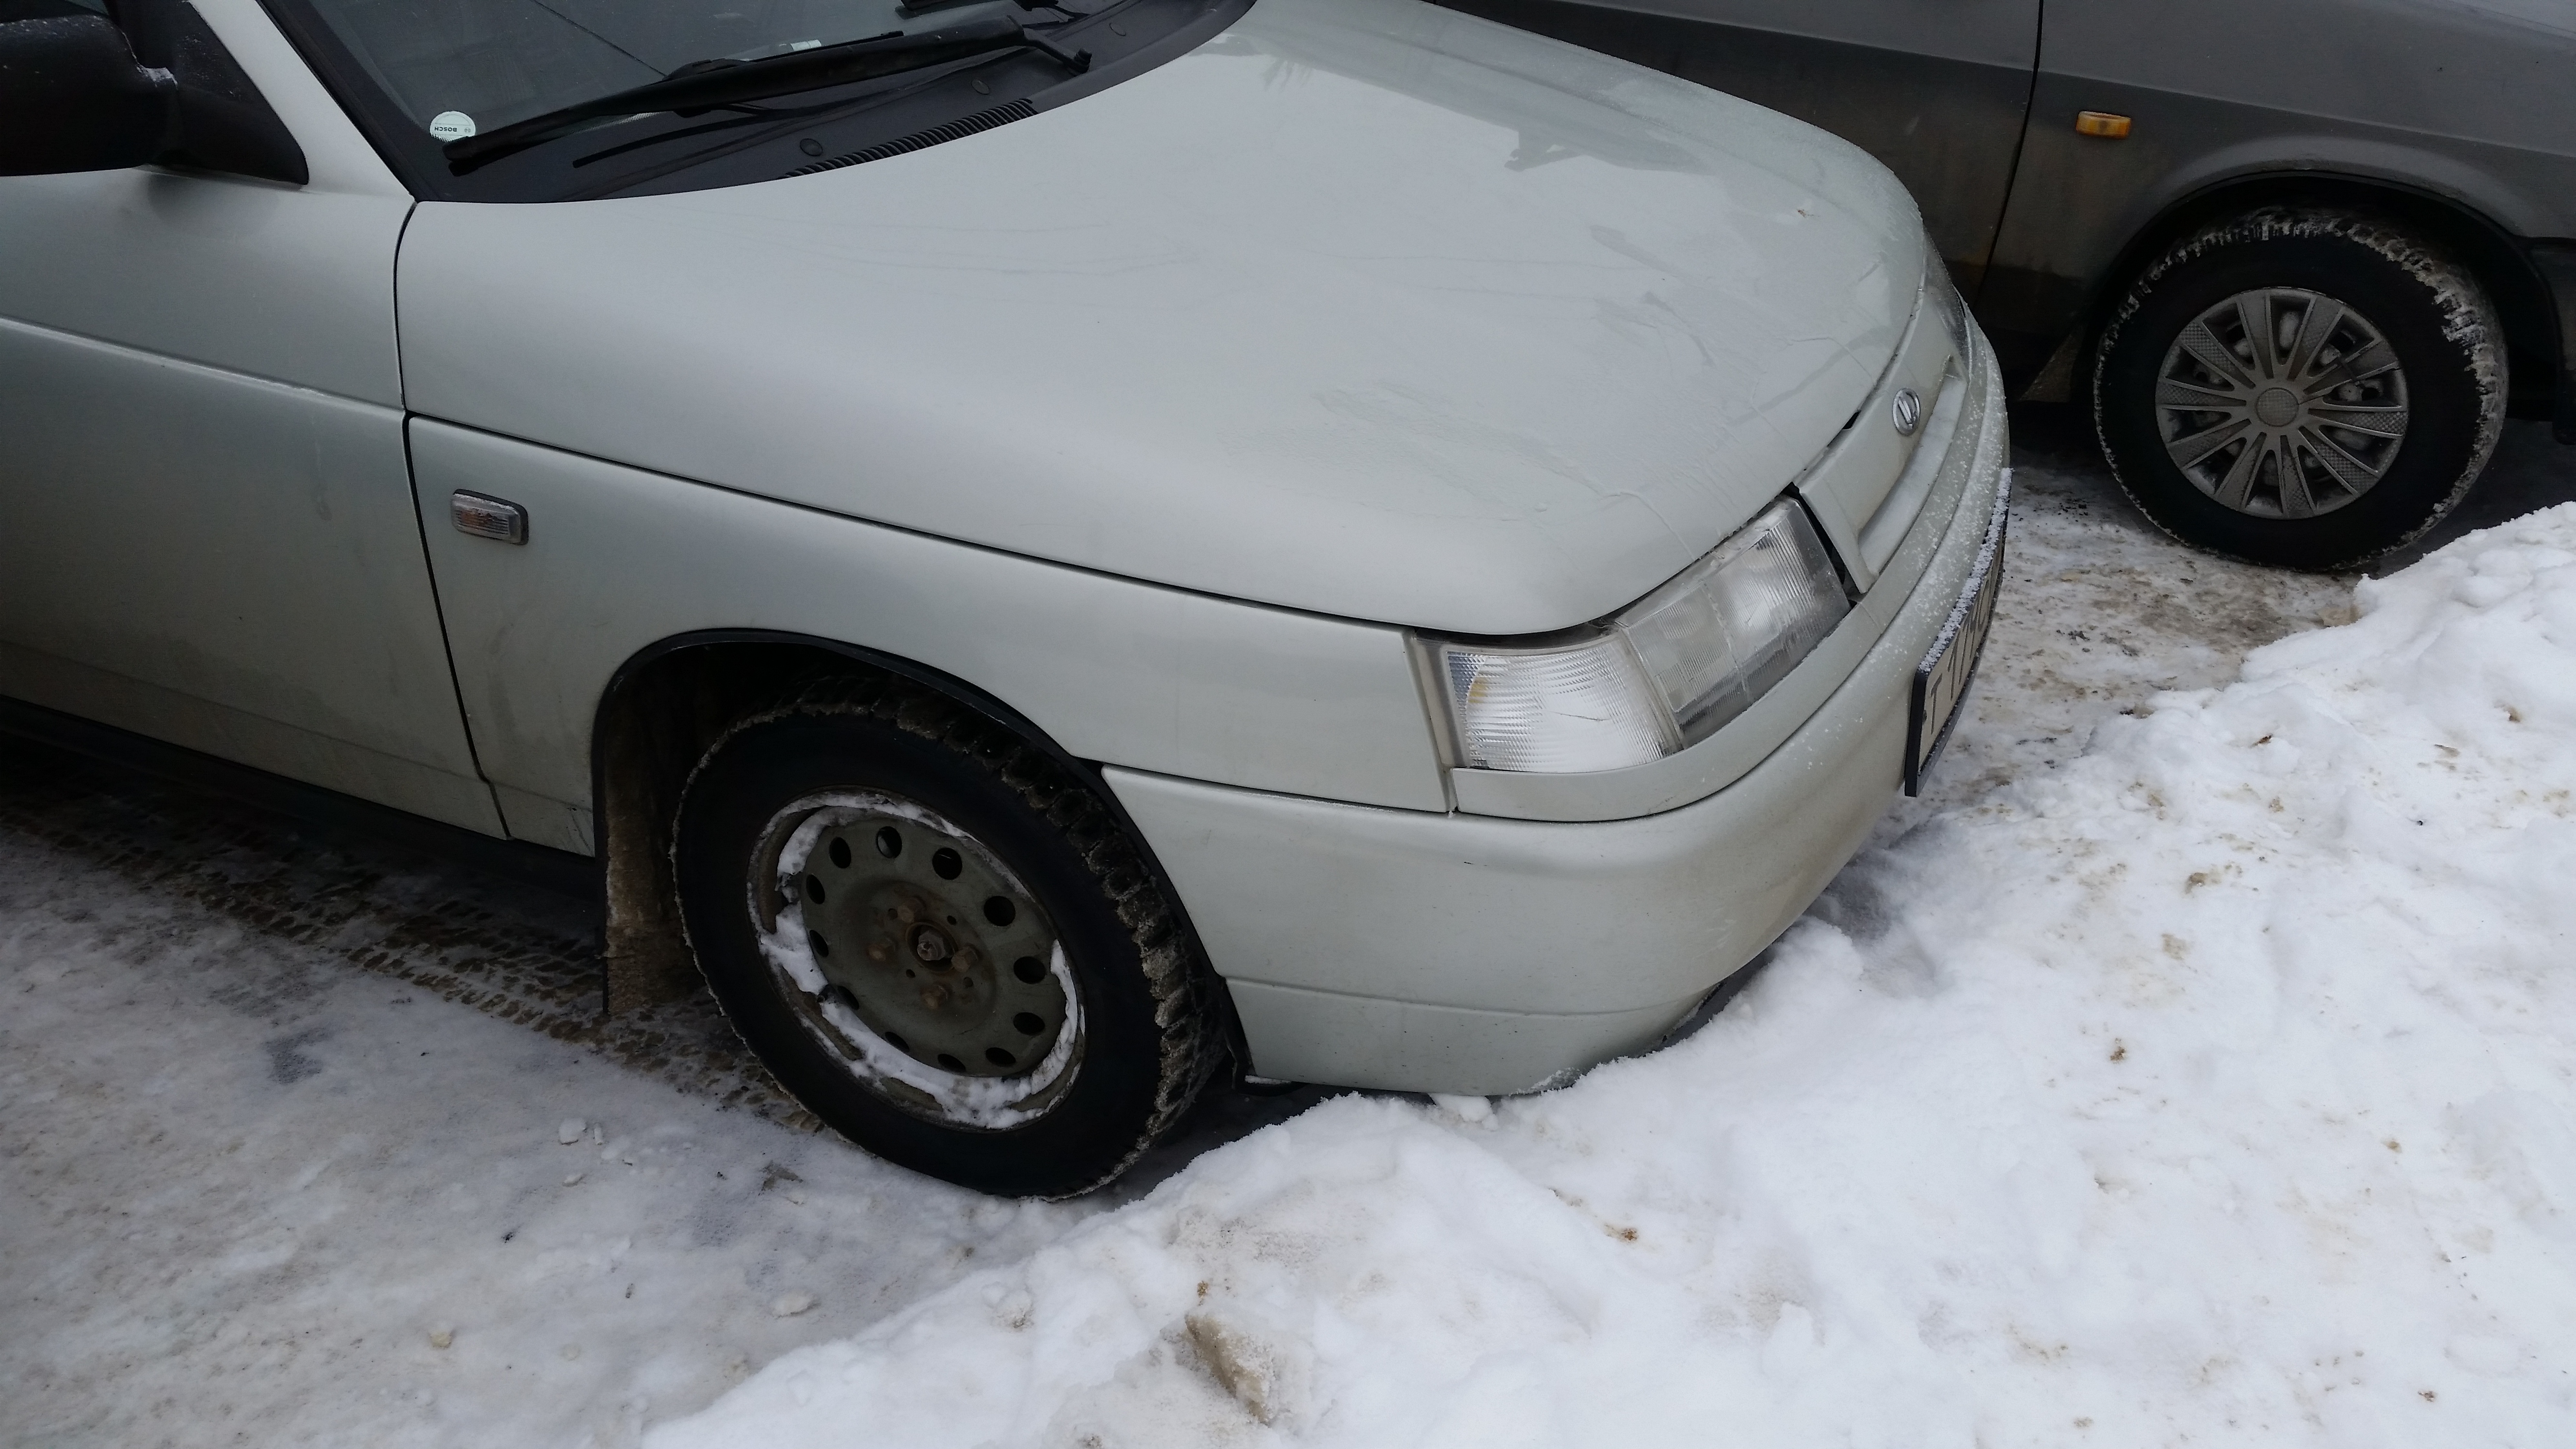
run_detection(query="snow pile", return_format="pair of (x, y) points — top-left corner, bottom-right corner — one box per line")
(653, 506), (2576, 1448)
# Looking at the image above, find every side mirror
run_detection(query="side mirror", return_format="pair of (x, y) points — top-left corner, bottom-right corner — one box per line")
(0, 0), (306, 184)
(0, 13), (175, 175)
(121, 0), (308, 185)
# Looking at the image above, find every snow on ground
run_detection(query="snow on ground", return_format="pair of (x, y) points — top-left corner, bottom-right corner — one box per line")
(4, 413), (2572, 1447)
(0, 856), (1099, 1447)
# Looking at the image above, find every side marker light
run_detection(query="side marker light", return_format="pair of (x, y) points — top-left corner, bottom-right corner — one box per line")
(451, 490), (529, 545)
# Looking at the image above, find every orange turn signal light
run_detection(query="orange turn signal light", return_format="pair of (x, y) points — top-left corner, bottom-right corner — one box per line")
(2075, 111), (2133, 139)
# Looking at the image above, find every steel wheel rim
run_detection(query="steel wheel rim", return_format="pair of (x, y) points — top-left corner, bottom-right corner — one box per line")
(2153, 287), (2410, 519)
(750, 790), (1083, 1129)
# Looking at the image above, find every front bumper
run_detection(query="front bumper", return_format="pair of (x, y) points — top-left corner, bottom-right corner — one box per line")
(1106, 337), (2012, 1095)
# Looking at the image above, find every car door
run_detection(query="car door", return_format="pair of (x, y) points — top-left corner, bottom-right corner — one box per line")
(0, 0), (505, 834)
(1430, 0), (2043, 294)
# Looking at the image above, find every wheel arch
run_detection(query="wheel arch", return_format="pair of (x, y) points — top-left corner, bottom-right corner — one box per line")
(585, 629), (1236, 1065)
(2030, 168), (2561, 420)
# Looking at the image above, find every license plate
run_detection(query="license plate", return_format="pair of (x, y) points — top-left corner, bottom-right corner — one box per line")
(1905, 475), (2010, 797)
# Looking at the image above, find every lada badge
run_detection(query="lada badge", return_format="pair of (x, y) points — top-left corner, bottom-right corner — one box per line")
(1892, 387), (1924, 436)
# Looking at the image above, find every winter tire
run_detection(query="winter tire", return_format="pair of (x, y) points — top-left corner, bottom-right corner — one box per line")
(672, 676), (1224, 1197)
(2093, 208), (2505, 569)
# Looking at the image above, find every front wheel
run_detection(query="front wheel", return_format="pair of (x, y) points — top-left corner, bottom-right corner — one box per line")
(2093, 208), (2505, 569)
(672, 678), (1224, 1197)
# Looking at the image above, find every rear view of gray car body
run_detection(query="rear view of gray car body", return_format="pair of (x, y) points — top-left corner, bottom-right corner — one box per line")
(0, 0), (2009, 1191)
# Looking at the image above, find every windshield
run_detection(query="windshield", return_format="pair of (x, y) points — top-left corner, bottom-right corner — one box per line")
(265, 0), (1245, 199)
(314, 0), (1002, 142)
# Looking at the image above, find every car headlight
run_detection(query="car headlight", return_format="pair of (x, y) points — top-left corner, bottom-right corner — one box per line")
(1433, 499), (1851, 773)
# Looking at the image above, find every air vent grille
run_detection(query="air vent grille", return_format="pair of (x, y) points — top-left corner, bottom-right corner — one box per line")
(783, 99), (1038, 177)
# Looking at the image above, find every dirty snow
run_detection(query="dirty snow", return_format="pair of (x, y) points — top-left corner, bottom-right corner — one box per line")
(5, 421), (2574, 1447)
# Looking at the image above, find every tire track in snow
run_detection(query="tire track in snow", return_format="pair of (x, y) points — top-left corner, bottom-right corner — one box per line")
(0, 742), (817, 1130)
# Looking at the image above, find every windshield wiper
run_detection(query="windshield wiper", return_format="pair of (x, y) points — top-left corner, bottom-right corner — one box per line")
(443, 14), (1088, 170)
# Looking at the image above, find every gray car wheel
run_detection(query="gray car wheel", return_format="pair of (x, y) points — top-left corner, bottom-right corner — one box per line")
(2095, 208), (2505, 570)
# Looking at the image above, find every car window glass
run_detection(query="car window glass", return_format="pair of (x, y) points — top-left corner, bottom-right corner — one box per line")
(254, 0), (1241, 200)
(300, 0), (1017, 139)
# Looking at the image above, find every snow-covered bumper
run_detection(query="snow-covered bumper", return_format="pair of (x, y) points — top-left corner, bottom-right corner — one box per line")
(1108, 340), (2011, 1095)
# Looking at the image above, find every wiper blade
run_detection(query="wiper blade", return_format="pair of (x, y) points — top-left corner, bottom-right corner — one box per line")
(443, 14), (1086, 170)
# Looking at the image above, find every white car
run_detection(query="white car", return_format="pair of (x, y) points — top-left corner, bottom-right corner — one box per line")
(0, 0), (2007, 1194)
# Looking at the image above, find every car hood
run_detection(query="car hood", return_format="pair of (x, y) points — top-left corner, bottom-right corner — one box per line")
(398, 0), (1923, 634)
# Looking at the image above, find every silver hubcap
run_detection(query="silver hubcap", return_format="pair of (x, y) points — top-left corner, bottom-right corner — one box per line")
(752, 792), (1080, 1127)
(2154, 287), (2409, 519)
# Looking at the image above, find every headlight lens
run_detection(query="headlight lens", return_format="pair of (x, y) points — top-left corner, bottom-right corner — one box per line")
(1433, 499), (1851, 773)
(1621, 499), (1852, 742)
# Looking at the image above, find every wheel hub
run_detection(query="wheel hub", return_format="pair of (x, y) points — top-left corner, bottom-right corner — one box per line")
(2152, 286), (2410, 520)
(770, 806), (1069, 1080)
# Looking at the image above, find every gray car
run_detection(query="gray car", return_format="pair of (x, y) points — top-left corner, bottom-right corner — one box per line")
(1433, 0), (2576, 569)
